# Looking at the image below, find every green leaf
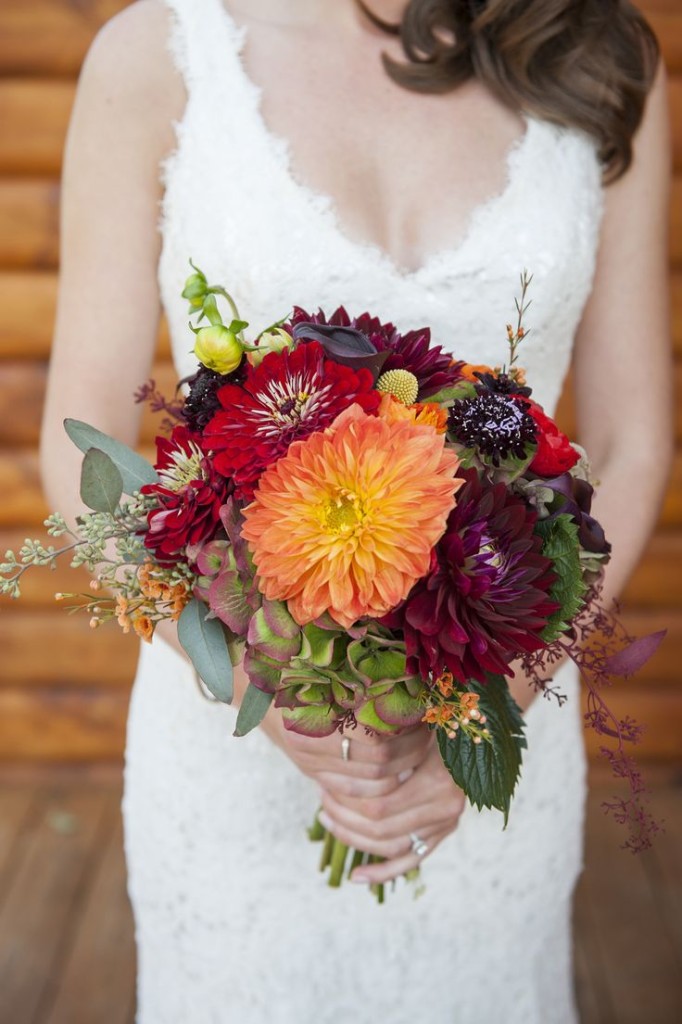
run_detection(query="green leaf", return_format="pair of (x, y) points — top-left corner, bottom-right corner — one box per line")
(79, 448), (123, 513)
(437, 675), (526, 825)
(535, 514), (588, 642)
(178, 599), (233, 703)
(233, 684), (274, 737)
(64, 419), (158, 494)
(425, 381), (477, 405)
(228, 319), (249, 335)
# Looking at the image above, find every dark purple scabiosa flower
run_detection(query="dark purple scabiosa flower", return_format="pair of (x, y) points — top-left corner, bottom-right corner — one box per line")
(447, 391), (537, 466)
(380, 469), (558, 684)
(289, 305), (461, 399)
(181, 362), (248, 433)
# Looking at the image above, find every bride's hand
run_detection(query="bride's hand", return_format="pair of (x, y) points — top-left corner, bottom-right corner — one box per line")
(317, 734), (466, 885)
(261, 711), (433, 797)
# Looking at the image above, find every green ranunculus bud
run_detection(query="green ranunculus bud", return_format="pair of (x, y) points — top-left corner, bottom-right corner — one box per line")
(181, 266), (209, 310)
(247, 327), (293, 367)
(193, 325), (244, 374)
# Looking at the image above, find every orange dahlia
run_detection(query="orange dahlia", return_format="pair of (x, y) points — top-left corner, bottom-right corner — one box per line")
(240, 404), (462, 629)
(377, 393), (449, 433)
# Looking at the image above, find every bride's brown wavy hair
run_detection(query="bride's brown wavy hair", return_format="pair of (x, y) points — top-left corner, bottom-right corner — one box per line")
(357, 0), (659, 182)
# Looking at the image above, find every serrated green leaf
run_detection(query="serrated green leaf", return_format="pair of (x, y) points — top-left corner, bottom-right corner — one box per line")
(437, 675), (526, 825)
(79, 448), (123, 513)
(233, 683), (274, 737)
(536, 513), (587, 642)
(64, 419), (158, 494)
(178, 599), (233, 703)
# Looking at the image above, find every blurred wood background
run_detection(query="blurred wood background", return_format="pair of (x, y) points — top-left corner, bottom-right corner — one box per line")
(0, 0), (680, 764)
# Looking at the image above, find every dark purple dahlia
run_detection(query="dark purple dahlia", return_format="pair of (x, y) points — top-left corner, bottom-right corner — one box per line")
(289, 306), (460, 399)
(380, 469), (558, 684)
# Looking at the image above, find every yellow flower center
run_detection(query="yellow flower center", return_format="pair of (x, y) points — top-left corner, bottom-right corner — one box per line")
(320, 489), (365, 534)
(376, 369), (419, 406)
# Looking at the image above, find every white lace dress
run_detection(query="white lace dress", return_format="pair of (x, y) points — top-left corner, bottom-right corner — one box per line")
(123, 1), (605, 1021)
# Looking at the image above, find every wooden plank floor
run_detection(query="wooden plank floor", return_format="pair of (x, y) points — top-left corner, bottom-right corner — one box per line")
(0, 766), (680, 1024)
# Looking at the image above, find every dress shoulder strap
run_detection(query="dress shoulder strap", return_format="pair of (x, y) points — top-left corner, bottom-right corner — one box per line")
(160, 0), (252, 111)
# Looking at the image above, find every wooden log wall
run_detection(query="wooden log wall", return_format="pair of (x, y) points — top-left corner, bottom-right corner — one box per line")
(0, 0), (680, 763)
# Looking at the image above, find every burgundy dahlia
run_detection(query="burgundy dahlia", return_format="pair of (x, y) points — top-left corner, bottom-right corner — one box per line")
(380, 469), (557, 684)
(290, 306), (460, 398)
(202, 340), (380, 502)
(141, 426), (230, 562)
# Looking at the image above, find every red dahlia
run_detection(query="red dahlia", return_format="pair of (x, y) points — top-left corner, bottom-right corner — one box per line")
(290, 306), (460, 398)
(202, 341), (380, 501)
(525, 401), (579, 476)
(380, 469), (557, 684)
(141, 426), (230, 562)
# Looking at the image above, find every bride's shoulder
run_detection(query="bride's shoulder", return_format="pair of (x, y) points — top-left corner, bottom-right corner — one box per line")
(75, 1), (185, 154)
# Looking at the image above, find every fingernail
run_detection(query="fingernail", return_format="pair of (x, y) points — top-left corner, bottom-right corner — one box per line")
(350, 873), (369, 884)
(318, 811), (333, 830)
(398, 768), (414, 783)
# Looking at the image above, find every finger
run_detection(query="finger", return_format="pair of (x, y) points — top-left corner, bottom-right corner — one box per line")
(342, 727), (433, 765)
(320, 788), (458, 845)
(350, 828), (452, 886)
(317, 809), (442, 861)
(314, 769), (413, 800)
(322, 761), (445, 816)
(294, 746), (426, 782)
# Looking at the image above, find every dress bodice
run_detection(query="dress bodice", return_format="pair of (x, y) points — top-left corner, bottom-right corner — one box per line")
(158, 0), (604, 413)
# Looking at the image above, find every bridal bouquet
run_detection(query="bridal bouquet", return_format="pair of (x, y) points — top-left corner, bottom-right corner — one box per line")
(1, 266), (662, 896)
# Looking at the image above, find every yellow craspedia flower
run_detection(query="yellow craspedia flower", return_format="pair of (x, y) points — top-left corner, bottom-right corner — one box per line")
(376, 368), (419, 406)
(240, 404), (462, 629)
(193, 325), (243, 374)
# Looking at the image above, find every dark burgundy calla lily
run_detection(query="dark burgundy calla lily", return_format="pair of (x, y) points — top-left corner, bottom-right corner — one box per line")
(290, 305), (461, 398)
(292, 321), (390, 379)
(542, 473), (611, 555)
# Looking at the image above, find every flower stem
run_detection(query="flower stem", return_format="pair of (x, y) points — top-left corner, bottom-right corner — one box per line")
(328, 839), (349, 888)
(369, 855), (385, 904)
(308, 812), (326, 842)
(319, 830), (334, 872)
(347, 848), (364, 878)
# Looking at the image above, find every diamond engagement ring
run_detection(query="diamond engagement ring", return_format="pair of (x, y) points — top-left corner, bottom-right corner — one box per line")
(409, 832), (429, 858)
(341, 736), (351, 762)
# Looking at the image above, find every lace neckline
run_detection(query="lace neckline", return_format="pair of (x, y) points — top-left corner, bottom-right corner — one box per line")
(214, 3), (543, 280)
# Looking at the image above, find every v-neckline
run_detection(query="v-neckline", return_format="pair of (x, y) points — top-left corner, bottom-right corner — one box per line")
(217, 3), (539, 281)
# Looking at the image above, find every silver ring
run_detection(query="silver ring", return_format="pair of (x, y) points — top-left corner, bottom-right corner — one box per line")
(409, 832), (429, 858)
(341, 736), (351, 762)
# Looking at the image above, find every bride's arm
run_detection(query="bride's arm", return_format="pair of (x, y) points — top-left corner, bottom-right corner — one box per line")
(504, 58), (674, 716)
(41, 1), (182, 530)
(571, 61), (673, 603)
